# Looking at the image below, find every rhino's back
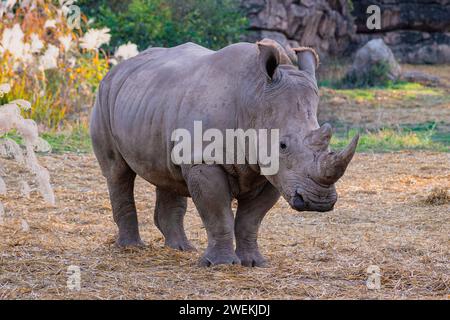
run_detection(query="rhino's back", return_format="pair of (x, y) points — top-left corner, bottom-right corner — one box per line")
(104, 42), (215, 121)
(97, 42), (258, 192)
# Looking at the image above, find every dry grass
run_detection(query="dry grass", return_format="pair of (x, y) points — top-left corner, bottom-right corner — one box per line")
(318, 64), (450, 131)
(319, 87), (450, 131)
(402, 64), (450, 88)
(0, 151), (449, 300)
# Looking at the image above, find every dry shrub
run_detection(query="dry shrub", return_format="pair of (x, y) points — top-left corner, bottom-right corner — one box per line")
(0, 1), (136, 128)
(424, 187), (450, 206)
(0, 83), (55, 211)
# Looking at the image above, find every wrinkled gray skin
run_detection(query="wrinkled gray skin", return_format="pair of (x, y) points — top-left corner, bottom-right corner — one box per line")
(90, 40), (359, 267)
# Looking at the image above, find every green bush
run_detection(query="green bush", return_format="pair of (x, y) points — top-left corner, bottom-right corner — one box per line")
(79, 0), (248, 51)
(341, 61), (392, 88)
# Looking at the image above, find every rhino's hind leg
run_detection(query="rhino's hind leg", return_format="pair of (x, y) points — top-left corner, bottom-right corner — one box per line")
(183, 165), (240, 267)
(107, 167), (144, 247)
(154, 188), (195, 251)
(91, 103), (143, 247)
(235, 183), (280, 267)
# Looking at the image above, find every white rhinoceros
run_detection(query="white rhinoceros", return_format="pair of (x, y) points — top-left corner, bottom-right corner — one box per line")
(90, 39), (358, 267)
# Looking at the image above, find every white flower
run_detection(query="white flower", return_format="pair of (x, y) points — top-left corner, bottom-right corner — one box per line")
(22, 43), (34, 64)
(115, 42), (139, 61)
(34, 137), (52, 153)
(20, 0), (35, 8)
(0, 1), (16, 19)
(0, 138), (24, 163)
(5, 0), (17, 10)
(1, 24), (25, 58)
(0, 113), (14, 135)
(0, 84), (11, 96)
(39, 44), (59, 70)
(44, 19), (57, 29)
(11, 99), (32, 111)
(59, 34), (73, 53)
(30, 33), (44, 53)
(79, 28), (111, 51)
(20, 0), (38, 11)
(0, 25), (34, 64)
(0, 103), (21, 118)
(68, 57), (76, 68)
(12, 61), (20, 72)
(16, 118), (38, 143)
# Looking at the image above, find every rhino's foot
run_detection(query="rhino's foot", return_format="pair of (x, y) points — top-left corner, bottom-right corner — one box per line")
(116, 236), (145, 248)
(236, 248), (267, 267)
(165, 238), (196, 252)
(198, 248), (241, 267)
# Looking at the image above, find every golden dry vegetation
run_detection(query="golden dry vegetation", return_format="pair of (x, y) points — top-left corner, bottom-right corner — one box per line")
(0, 152), (448, 299)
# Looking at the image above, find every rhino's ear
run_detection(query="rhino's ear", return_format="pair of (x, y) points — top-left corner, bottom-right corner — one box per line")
(257, 41), (281, 80)
(258, 38), (294, 65)
(293, 47), (320, 79)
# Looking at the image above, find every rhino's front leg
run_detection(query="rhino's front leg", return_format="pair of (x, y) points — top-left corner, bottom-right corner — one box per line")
(183, 165), (240, 266)
(235, 183), (280, 267)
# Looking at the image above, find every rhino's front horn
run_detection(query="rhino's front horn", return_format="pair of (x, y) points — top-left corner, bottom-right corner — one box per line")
(293, 47), (320, 78)
(337, 134), (360, 168)
(317, 134), (360, 185)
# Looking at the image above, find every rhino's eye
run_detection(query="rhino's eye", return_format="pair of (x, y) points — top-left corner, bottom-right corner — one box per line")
(280, 142), (287, 150)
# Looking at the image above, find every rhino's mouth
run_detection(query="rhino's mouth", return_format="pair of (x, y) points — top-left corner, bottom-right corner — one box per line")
(287, 179), (337, 212)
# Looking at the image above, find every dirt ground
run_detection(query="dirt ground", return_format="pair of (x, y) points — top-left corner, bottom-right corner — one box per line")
(0, 151), (449, 299)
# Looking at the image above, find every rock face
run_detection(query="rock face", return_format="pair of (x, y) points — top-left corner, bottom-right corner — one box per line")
(352, 0), (450, 64)
(347, 39), (401, 84)
(353, 0), (450, 33)
(242, 0), (450, 64)
(241, 0), (356, 57)
(355, 31), (450, 64)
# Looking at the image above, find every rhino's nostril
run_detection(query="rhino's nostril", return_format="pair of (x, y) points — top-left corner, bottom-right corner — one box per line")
(293, 192), (307, 211)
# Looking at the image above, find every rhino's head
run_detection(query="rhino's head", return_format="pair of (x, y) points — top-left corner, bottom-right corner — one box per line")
(255, 41), (359, 212)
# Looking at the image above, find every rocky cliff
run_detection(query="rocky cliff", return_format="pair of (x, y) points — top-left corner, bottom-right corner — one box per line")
(242, 0), (356, 56)
(352, 0), (450, 64)
(242, 0), (450, 63)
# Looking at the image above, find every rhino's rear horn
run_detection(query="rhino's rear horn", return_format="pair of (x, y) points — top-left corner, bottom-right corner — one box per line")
(305, 123), (332, 152)
(293, 47), (320, 78)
